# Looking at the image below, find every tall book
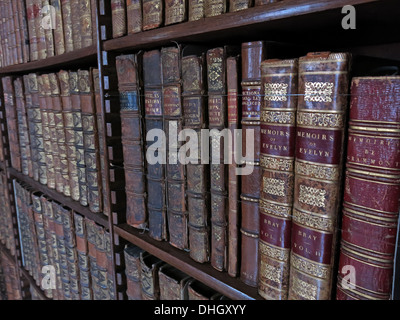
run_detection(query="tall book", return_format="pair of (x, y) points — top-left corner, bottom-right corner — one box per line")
(288, 52), (351, 300)
(188, 0), (204, 21)
(161, 45), (188, 250)
(51, 0), (65, 56)
(61, 0), (74, 53)
(70, 0), (82, 50)
(34, 0), (47, 60)
(124, 244), (144, 300)
(18, 0), (30, 63)
(142, 0), (163, 31)
(182, 53), (210, 263)
(258, 58), (298, 300)
(165, 0), (186, 26)
(25, 0), (39, 61)
(158, 264), (191, 300)
(126, 0), (142, 34)
(116, 54), (147, 229)
(140, 252), (164, 300)
(111, 0), (127, 38)
(336, 76), (400, 300)
(143, 49), (167, 241)
(240, 41), (265, 287)
(80, 0), (94, 48)
(42, 0), (55, 58)
(255, 0), (281, 6)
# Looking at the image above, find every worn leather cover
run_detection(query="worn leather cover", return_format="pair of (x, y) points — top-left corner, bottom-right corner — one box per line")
(127, 0), (142, 34)
(182, 53), (210, 264)
(25, 0), (38, 61)
(288, 52), (350, 300)
(255, 0), (281, 6)
(240, 41), (265, 287)
(42, 0), (55, 58)
(258, 58), (298, 300)
(229, 0), (252, 12)
(158, 264), (191, 300)
(34, 0), (47, 59)
(70, 0), (82, 50)
(187, 279), (222, 300)
(162, 46), (188, 250)
(143, 49), (168, 241)
(50, 0), (65, 55)
(165, 0), (186, 25)
(124, 244), (144, 300)
(18, 0), (30, 63)
(336, 76), (400, 300)
(11, 0), (23, 64)
(142, 0), (163, 30)
(60, 0), (74, 53)
(111, 0), (127, 38)
(140, 252), (164, 300)
(116, 54), (147, 229)
(204, 0), (226, 17)
(80, 0), (93, 48)
(188, 0), (204, 21)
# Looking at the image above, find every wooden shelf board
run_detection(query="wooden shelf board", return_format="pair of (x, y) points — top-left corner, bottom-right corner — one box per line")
(114, 223), (263, 300)
(8, 167), (109, 229)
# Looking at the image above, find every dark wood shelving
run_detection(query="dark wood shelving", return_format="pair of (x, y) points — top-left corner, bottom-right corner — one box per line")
(114, 223), (262, 300)
(7, 167), (109, 229)
(0, 45), (97, 75)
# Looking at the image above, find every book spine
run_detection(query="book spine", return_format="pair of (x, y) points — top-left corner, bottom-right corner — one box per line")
(182, 54), (210, 264)
(161, 46), (188, 250)
(124, 244), (144, 300)
(42, 0), (55, 57)
(116, 54), (147, 228)
(50, 0), (65, 56)
(18, 0), (30, 63)
(258, 58), (298, 300)
(142, 0), (163, 31)
(58, 70), (80, 201)
(229, 0), (252, 12)
(85, 217), (100, 299)
(204, 0), (226, 17)
(227, 55), (240, 278)
(207, 47), (228, 272)
(158, 264), (191, 299)
(288, 52), (350, 300)
(26, 0), (39, 61)
(11, 0), (23, 64)
(34, 0), (47, 59)
(91, 0), (97, 44)
(165, 0), (186, 26)
(240, 41), (265, 287)
(104, 229), (116, 300)
(111, 0), (127, 38)
(60, 0), (74, 53)
(126, 0), (142, 34)
(140, 253), (164, 300)
(188, 0), (204, 21)
(255, 0), (281, 6)
(80, 0), (93, 48)
(143, 49), (167, 241)
(336, 76), (400, 300)
(94, 224), (111, 300)
(70, 0), (82, 50)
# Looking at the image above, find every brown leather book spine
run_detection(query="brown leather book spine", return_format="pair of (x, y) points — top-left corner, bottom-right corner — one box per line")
(162, 46), (188, 250)
(69, 71), (88, 207)
(70, 0), (82, 50)
(85, 217), (100, 299)
(187, 279), (222, 300)
(158, 264), (191, 300)
(258, 58), (298, 300)
(188, 0), (204, 21)
(91, 0), (97, 44)
(204, 0), (226, 17)
(227, 55), (240, 278)
(11, 0), (23, 64)
(255, 0), (281, 6)
(165, 0), (186, 26)
(336, 76), (400, 300)
(182, 54), (210, 264)
(207, 47), (229, 272)
(51, 0), (65, 56)
(34, 0), (47, 59)
(288, 52), (350, 300)
(18, 0), (30, 63)
(116, 54), (147, 228)
(142, 0), (163, 31)
(42, 0), (55, 58)
(2, 76), (22, 172)
(140, 252), (164, 300)
(143, 49), (167, 241)
(26, 0), (38, 61)
(240, 41), (265, 287)
(111, 0), (127, 38)
(80, 0), (93, 48)
(94, 224), (111, 300)
(124, 244), (144, 300)
(229, 0), (252, 12)
(61, 0), (74, 53)
(126, 0), (142, 34)
(58, 71), (80, 201)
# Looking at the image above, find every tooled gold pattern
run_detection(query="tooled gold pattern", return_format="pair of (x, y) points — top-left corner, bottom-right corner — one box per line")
(297, 111), (344, 128)
(261, 155), (294, 172)
(260, 259), (282, 283)
(295, 161), (340, 181)
(264, 83), (289, 102)
(293, 208), (333, 232)
(291, 276), (317, 300)
(263, 177), (285, 197)
(261, 110), (295, 125)
(259, 241), (290, 262)
(291, 253), (330, 280)
(304, 82), (334, 103)
(299, 184), (326, 208)
(260, 199), (291, 219)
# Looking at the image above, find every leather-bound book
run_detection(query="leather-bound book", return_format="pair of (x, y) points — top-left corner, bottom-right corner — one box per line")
(188, 279), (222, 300)
(42, 0), (55, 58)
(80, 0), (93, 48)
(188, 0), (204, 21)
(204, 0), (225, 17)
(240, 41), (265, 287)
(255, 0), (281, 6)
(124, 244), (144, 300)
(116, 54), (147, 229)
(18, 0), (30, 63)
(165, 0), (186, 26)
(229, 0), (252, 12)
(61, 0), (74, 53)
(227, 55), (240, 278)
(2, 76), (21, 172)
(104, 229), (116, 300)
(143, 49), (167, 241)
(336, 76), (400, 300)
(127, 0), (142, 34)
(58, 70), (80, 202)
(50, 0), (65, 56)
(258, 58), (298, 300)
(34, 0), (47, 59)
(288, 52), (351, 300)
(93, 223), (111, 300)
(140, 252), (164, 300)
(182, 53), (210, 264)
(25, 0), (38, 61)
(111, 0), (127, 38)
(49, 73), (70, 197)
(158, 264), (191, 300)
(142, 0), (163, 31)
(161, 45), (188, 250)
(85, 217), (99, 299)
(11, 0), (23, 64)
(79, 69), (102, 213)
(70, 0), (82, 50)
(69, 71), (88, 207)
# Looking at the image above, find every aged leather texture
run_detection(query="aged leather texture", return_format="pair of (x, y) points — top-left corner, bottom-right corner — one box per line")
(127, 0), (142, 34)
(111, 0), (127, 38)
(158, 264), (191, 300)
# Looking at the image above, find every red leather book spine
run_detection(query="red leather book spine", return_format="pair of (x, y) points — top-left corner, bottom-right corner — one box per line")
(240, 41), (265, 287)
(258, 58), (298, 300)
(288, 52), (350, 300)
(336, 76), (400, 300)
(111, 0), (127, 38)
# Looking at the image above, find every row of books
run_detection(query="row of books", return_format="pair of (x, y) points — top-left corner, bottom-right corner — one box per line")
(14, 180), (115, 300)
(0, 0), (97, 68)
(115, 41), (400, 300)
(0, 171), (16, 256)
(124, 243), (227, 300)
(111, 0), (282, 37)
(0, 251), (23, 300)
(2, 70), (105, 215)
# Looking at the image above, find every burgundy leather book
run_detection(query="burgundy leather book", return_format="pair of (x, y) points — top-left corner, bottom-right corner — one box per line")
(142, 0), (163, 31)
(116, 54), (147, 229)
(158, 264), (191, 300)
(182, 53), (210, 264)
(240, 41), (265, 287)
(336, 76), (400, 300)
(258, 58), (298, 300)
(165, 0), (186, 26)
(127, 0), (142, 34)
(124, 244), (144, 300)
(111, 0), (127, 38)
(143, 49), (168, 241)
(162, 45), (188, 250)
(288, 52), (351, 300)
(61, 0), (74, 53)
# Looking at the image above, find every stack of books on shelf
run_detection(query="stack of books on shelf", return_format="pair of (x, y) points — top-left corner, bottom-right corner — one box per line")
(0, 250), (24, 300)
